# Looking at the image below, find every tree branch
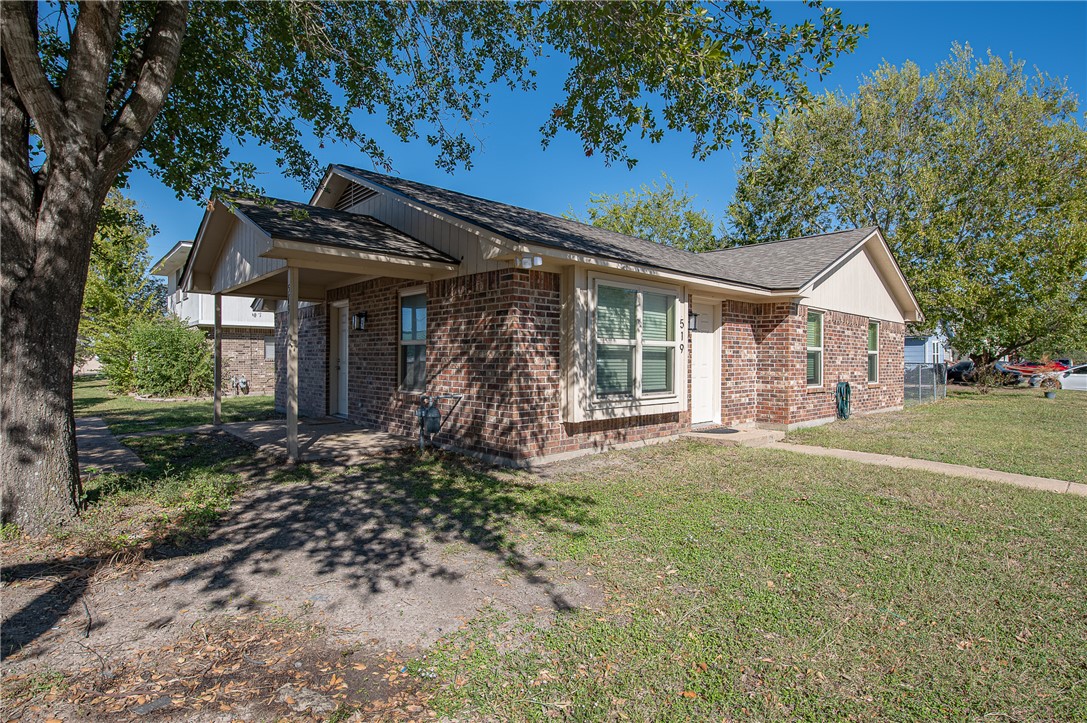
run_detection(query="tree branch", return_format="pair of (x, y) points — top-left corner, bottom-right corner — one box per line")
(102, 1), (189, 179)
(60, 0), (121, 131)
(103, 23), (153, 121)
(0, 1), (66, 155)
(1, 52), (38, 313)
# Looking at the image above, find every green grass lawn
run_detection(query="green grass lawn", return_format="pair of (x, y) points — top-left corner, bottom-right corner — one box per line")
(413, 441), (1087, 721)
(74, 375), (277, 435)
(786, 386), (1087, 483)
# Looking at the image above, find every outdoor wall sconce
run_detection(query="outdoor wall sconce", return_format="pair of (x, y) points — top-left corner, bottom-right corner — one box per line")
(688, 310), (699, 332)
(351, 312), (367, 331)
(514, 255), (544, 269)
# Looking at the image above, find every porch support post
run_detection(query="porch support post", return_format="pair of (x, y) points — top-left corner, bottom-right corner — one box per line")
(213, 293), (222, 425)
(287, 266), (300, 463)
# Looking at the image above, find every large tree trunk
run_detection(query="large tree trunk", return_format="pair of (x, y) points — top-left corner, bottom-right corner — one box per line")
(1, 199), (102, 534)
(1, 1), (188, 535)
(1, 137), (108, 533)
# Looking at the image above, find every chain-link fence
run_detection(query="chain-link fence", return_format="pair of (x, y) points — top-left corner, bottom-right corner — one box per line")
(904, 362), (947, 406)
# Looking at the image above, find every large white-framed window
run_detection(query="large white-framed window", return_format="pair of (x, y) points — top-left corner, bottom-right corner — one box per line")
(594, 280), (679, 400)
(806, 310), (824, 387)
(399, 289), (426, 392)
(868, 321), (880, 383)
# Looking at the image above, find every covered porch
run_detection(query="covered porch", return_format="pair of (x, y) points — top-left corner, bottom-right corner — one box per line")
(182, 193), (459, 462)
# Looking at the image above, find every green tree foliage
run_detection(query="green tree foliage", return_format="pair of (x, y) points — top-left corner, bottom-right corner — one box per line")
(726, 45), (1087, 364)
(79, 190), (166, 391)
(2, 0), (864, 533)
(129, 317), (213, 397)
(566, 173), (722, 251)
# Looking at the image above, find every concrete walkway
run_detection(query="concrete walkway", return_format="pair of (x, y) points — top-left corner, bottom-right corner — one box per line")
(76, 416), (146, 476)
(769, 442), (1087, 497)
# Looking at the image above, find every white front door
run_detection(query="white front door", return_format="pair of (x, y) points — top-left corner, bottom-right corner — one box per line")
(335, 305), (349, 415)
(690, 302), (720, 425)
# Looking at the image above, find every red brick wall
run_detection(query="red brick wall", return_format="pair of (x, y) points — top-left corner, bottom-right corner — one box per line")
(213, 327), (276, 396)
(271, 270), (683, 463)
(789, 307), (905, 423)
(720, 300), (760, 426)
(754, 302), (801, 426)
(274, 303), (328, 417)
(273, 270), (906, 462)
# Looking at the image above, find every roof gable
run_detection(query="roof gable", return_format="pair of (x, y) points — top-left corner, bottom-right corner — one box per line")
(698, 228), (878, 290)
(227, 194), (458, 264)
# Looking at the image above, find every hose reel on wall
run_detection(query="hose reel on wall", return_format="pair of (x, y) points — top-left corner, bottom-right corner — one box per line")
(835, 381), (852, 420)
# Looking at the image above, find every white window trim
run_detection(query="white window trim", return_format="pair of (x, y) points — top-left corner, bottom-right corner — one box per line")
(807, 309), (824, 388)
(566, 273), (687, 423)
(868, 321), (880, 384)
(592, 278), (681, 403)
(398, 286), (427, 393)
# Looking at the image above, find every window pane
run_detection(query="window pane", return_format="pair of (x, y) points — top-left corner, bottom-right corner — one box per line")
(868, 353), (878, 382)
(807, 350), (821, 385)
(401, 344), (426, 390)
(596, 344), (634, 395)
(807, 312), (822, 348)
(643, 292), (675, 342)
(264, 336), (275, 361)
(868, 322), (878, 351)
(642, 346), (674, 394)
(401, 293), (426, 341)
(597, 286), (636, 340)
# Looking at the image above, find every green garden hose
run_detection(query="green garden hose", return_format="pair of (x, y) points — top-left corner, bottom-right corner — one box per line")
(835, 381), (852, 420)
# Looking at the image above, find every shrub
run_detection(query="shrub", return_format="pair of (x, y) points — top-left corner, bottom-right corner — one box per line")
(97, 325), (136, 393)
(130, 317), (214, 397)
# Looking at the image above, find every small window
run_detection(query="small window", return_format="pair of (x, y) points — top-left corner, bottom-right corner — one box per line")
(264, 336), (275, 361)
(594, 284), (678, 398)
(868, 322), (879, 383)
(399, 292), (426, 391)
(806, 311), (823, 387)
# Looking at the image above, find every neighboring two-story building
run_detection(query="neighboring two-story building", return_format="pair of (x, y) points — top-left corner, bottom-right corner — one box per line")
(151, 241), (276, 395)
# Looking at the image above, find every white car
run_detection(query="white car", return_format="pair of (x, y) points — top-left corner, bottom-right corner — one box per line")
(1060, 364), (1087, 391)
(1036, 363), (1087, 391)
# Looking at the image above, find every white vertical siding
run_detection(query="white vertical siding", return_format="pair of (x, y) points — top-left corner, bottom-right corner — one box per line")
(344, 194), (504, 275)
(170, 291), (273, 328)
(212, 219), (284, 293)
(804, 246), (906, 323)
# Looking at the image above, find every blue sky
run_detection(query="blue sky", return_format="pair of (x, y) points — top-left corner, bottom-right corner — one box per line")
(134, 1), (1087, 264)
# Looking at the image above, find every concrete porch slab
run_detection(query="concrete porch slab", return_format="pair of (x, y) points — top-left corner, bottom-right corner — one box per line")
(683, 427), (785, 448)
(220, 418), (415, 464)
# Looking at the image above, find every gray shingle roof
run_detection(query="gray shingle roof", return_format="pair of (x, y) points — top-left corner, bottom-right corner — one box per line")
(697, 227), (879, 290)
(228, 194), (458, 265)
(334, 165), (875, 291)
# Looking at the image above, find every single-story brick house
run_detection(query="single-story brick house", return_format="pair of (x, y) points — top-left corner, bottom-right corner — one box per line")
(181, 164), (921, 465)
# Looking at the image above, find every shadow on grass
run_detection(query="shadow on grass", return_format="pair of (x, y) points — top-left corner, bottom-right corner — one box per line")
(2, 432), (596, 660)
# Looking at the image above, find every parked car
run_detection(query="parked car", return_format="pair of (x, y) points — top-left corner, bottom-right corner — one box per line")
(992, 361), (1024, 385)
(1037, 363), (1087, 391)
(947, 360), (975, 383)
(1055, 358), (1074, 368)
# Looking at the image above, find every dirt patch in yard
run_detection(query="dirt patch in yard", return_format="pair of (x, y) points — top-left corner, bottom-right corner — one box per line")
(2, 452), (602, 721)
